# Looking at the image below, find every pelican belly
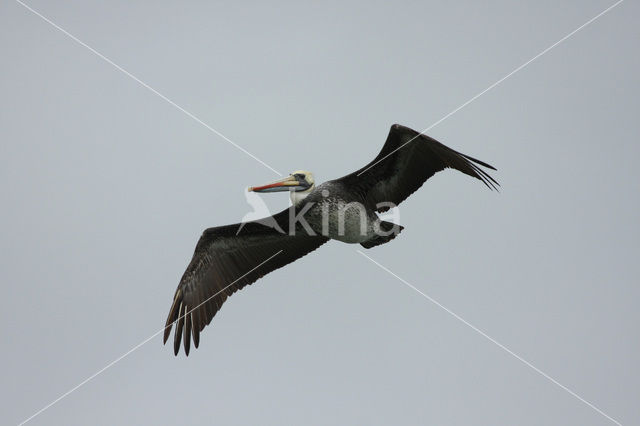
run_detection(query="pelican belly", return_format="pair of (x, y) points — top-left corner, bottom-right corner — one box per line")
(302, 190), (379, 243)
(329, 201), (377, 243)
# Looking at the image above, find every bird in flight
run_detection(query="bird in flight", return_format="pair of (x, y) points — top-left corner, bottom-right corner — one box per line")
(164, 124), (498, 355)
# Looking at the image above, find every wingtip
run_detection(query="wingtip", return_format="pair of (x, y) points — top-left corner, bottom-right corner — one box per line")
(184, 311), (192, 356)
(165, 292), (202, 356)
(162, 325), (171, 345)
(173, 303), (184, 356)
(165, 289), (182, 349)
(193, 324), (200, 349)
(483, 176), (500, 192)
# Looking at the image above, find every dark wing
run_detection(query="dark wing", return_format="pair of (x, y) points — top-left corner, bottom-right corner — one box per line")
(164, 208), (328, 355)
(335, 124), (499, 212)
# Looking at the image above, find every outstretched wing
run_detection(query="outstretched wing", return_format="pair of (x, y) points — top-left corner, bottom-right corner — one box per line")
(164, 208), (328, 355)
(336, 124), (499, 212)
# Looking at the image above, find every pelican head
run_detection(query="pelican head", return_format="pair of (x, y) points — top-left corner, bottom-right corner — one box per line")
(248, 170), (315, 205)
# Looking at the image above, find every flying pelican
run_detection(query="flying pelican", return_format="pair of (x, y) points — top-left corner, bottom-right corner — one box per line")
(164, 124), (498, 355)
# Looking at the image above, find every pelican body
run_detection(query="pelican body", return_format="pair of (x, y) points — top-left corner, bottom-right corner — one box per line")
(250, 175), (400, 246)
(164, 124), (498, 355)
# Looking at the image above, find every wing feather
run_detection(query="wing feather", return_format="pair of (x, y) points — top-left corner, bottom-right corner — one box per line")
(164, 208), (328, 355)
(335, 124), (498, 211)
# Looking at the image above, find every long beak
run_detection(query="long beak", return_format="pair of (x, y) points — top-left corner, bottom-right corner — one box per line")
(248, 175), (301, 193)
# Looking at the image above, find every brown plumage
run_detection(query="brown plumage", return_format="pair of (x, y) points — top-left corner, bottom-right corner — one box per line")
(163, 211), (328, 355)
(164, 124), (498, 355)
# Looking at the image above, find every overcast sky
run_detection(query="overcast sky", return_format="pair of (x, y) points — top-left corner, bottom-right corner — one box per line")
(2, 1), (639, 425)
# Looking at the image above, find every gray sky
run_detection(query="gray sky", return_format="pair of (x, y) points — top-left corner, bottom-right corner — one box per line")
(2, 1), (639, 425)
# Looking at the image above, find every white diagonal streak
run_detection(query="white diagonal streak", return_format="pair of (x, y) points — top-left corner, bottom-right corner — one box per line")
(357, 250), (622, 425)
(357, 0), (624, 176)
(17, 250), (284, 426)
(14, 0), (282, 176)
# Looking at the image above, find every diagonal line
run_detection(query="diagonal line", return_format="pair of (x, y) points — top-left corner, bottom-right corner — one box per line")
(357, 250), (622, 425)
(13, 1), (625, 425)
(14, 0), (282, 176)
(17, 250), (283, 426)
(357, 0), (624, 176)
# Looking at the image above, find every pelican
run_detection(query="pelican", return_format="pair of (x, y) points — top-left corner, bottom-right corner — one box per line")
(164, 124), (498, 355)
